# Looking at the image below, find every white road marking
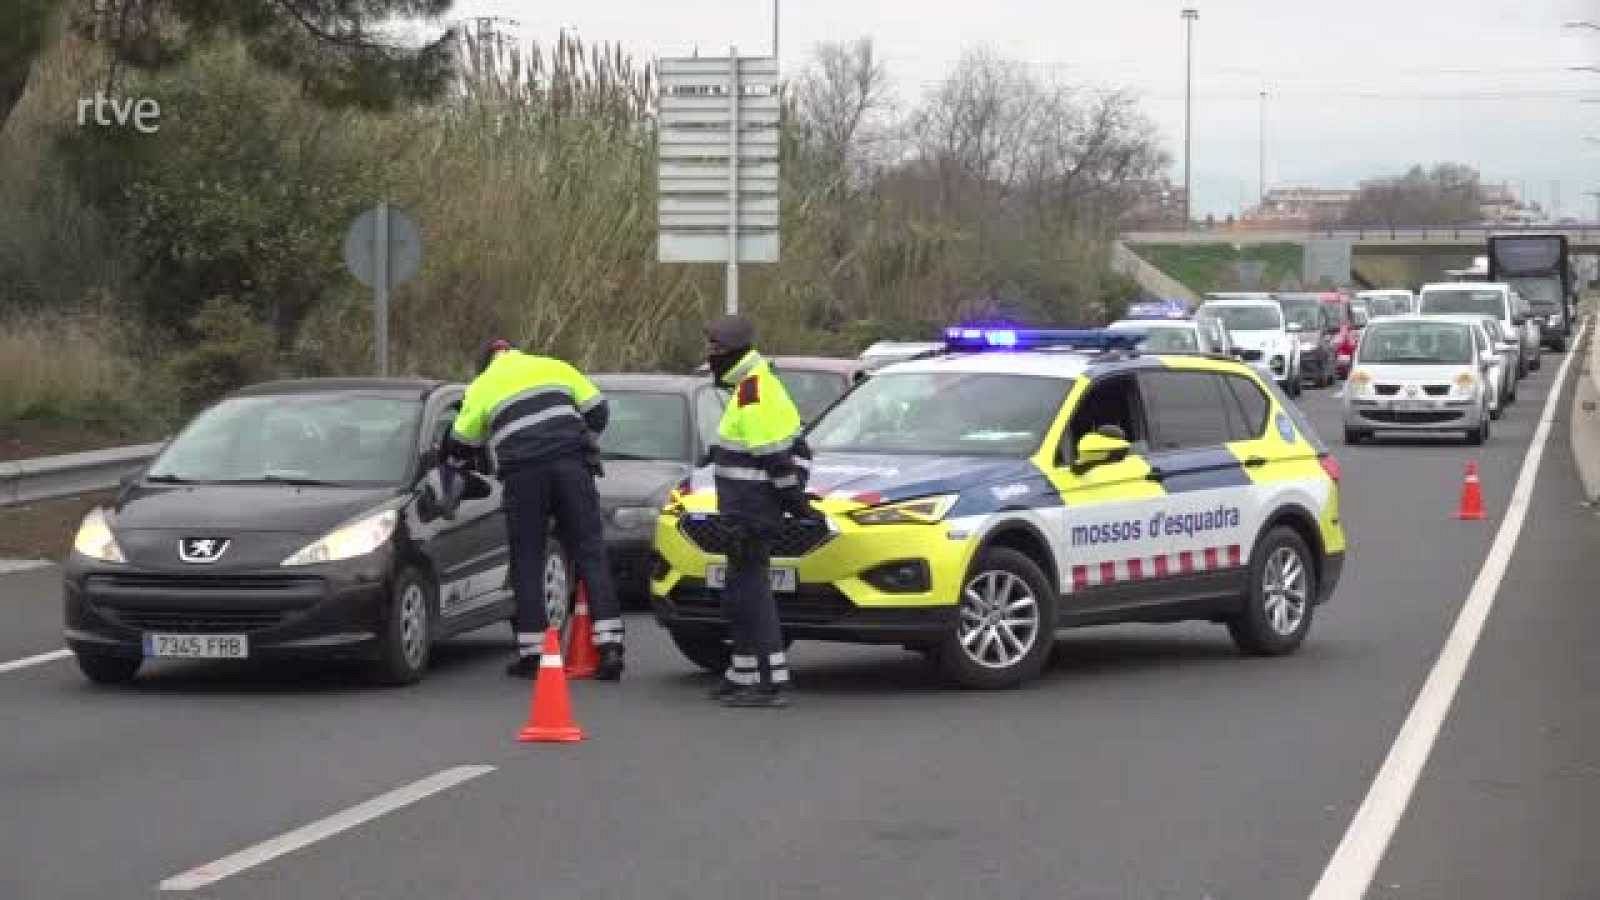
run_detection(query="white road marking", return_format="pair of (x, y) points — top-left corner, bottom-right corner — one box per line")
(159, 764), (496, 892)
(0, 559), (52, 575)
(0, 648), (71, 675)
(1309, 320), (1591, 900)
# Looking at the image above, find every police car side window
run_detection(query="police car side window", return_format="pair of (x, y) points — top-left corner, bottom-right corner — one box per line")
(1065, 375), (1148, 459)
(1221, 375), (1269, 440)
(1139, 371), (1235, 451)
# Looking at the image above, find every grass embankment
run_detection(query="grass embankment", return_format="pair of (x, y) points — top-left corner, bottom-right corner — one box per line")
(1127, 243), (1304, 295)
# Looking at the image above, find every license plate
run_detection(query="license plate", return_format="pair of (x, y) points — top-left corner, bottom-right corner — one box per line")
(142, 633), (249, 659)
(705, 565), (797, 593)
(1395, 399), (1433, 411)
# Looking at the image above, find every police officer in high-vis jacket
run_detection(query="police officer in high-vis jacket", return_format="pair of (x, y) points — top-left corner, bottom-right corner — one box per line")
(450, 340), (625, 680)
(703, 316), (818, 707)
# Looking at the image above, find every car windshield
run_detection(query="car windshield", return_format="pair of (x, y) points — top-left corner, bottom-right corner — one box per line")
(1504, 276), (1562, 311)
(1357, 322), (1474, 364)
(1120, 326), (1200, 352)
(1420, 289), (1504, 317)
(1278, 301), (1323, 330)
(597, 391), (689, 461)
(1203, 305), (1282, 331)
(810, 372), (1068, 456)
(773, 367), (850, 421)
(148, 393), (422, 484)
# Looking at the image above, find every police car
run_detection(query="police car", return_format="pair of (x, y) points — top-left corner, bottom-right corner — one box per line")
(650, 328), (1347, 689)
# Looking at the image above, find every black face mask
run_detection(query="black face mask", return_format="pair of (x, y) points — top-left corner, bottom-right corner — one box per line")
(707, 348), (745, 385)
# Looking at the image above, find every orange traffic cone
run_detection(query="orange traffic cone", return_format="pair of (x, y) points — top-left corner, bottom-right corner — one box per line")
(564, 582), (599, 680)
(516, 628), (585, 743)
(1457, 460), (1486, 521)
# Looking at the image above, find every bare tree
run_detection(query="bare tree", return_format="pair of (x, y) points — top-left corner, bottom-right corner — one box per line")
(793, 38), (893, 183)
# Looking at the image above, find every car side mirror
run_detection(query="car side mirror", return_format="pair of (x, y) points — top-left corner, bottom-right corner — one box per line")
(1072, 427), (1132, 474)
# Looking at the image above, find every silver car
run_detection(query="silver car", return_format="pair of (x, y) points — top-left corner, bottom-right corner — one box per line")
(1342, 316), (1494, 445)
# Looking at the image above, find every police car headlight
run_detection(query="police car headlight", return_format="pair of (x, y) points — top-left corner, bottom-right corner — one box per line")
(282, 510), (398, 566)
(848, 494), (958, 526)
(611, 506), (658, 531)
(73, 507), (126, 563)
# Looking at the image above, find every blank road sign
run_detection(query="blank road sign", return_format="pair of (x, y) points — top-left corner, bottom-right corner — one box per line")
(656, 55), (780, 264)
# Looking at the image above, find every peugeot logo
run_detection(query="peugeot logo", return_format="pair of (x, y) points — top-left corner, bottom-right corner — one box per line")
(1404, 385), (1419, 397)
(178, 538), (230, 564)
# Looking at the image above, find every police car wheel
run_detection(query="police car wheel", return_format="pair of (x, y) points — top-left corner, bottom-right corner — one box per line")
(668, 629), (731, 673)
(371, 567), (433, 685)
(1228, 528), (1315, 656)
(937, 547), (1055, 689)
(74, 651), (140, 685)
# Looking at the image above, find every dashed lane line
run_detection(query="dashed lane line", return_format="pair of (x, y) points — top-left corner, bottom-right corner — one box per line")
(159, 765), (497, 892)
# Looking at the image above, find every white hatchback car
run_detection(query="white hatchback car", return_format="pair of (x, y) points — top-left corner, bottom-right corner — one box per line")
(1106, 318), (1234, 357)
(1343, 316), (1494, 445)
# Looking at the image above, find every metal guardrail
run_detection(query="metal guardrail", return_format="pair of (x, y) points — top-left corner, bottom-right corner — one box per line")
(0, 443), (164, 508)
(1125, 226), (1600, 243)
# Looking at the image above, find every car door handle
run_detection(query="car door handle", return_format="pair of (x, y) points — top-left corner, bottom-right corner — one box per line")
(1243, 455), (1267, 468)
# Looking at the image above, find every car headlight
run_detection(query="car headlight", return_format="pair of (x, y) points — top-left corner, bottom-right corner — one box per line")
(73, 507), (126, 563)
(848, 494), (958, 526)
(1453, 372), (1478, 394)
(611, 506), (659, 531)
(282, 509), (399, 566)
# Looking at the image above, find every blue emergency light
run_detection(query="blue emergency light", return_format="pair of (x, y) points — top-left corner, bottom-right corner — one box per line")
(942, 326), (1143, 353)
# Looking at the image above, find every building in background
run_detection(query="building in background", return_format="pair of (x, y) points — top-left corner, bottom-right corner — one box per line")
(1239, 187), (1359, 230)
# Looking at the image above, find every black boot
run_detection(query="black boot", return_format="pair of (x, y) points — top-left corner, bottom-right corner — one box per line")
(720, 684), (790, 708)
(505, 655), (539, 679)
(595, 645), (625, 681)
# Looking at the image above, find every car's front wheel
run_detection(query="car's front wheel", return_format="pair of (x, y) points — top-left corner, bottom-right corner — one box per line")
(371, 567), (433, 685)
(74, 651), (140, 685)
(1228, 527), (1316, 656)
(935, 547), (1055, 689)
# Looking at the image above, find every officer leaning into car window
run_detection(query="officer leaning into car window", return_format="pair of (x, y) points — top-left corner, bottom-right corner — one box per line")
(704, 315), (819, 708)
(448, 339), (625, 680)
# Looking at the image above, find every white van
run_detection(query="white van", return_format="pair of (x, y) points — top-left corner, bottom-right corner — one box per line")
(1416, 282), (1539, 380)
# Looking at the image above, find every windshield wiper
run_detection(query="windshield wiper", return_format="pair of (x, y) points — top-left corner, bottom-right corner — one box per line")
(601, 452), (669, 462)
(217, 474), (343, 487)
(145, 473), (193, 484)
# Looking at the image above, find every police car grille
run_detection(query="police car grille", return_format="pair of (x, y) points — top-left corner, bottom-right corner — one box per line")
(669, 584), (853, 624)
(679, 517), (832, 558)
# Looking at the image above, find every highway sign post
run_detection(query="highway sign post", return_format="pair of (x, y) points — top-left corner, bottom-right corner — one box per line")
(1303, 238), (1353, 289)
(657, 51), (781, 315)
(343, 202), (423, 375)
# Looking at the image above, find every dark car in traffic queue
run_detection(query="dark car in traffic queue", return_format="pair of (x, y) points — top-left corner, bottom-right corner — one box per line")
(590, 373), (727, 600)
(1274, 293), (1338, 387)
(62, 378), (577, 686)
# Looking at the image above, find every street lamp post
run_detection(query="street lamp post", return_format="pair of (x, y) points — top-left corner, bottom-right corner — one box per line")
(1182, 6), (1199, 230)
(1258, 86), (1267, 209)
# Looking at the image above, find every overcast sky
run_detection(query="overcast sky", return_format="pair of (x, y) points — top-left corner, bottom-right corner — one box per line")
(450, 0), (1600, 218)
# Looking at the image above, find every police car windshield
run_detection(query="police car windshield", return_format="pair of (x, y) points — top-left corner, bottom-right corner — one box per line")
(772, 368), (850, 421)
(809, 372), (1069, 456)
(147, 394), (422, 484)
(598, 391), (690, 461)
(1357, 322), (1474, 364)
(1203, 305), (1282, 331)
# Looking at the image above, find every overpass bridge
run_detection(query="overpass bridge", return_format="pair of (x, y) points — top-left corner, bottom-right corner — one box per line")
(1122, 226), (1600, 256)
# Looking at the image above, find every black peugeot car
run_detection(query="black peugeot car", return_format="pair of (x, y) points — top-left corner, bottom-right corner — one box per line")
(63, 378), (573, 686)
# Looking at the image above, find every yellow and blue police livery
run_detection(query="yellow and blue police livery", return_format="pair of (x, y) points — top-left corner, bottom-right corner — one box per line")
(650, 328), (1346, 689)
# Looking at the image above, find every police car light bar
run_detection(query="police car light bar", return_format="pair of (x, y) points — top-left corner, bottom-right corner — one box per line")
(942, 327), (1143, 353)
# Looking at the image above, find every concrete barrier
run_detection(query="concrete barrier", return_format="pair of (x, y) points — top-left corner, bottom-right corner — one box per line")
(1571, 311), (1600, 504)
(0, 443), (164, 507)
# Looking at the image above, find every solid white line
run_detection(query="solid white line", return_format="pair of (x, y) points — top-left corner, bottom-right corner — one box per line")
(0, 648), (71, 675)
(1309, 319), (1591, 900)
(0, 559), (52, 575)
(159, 764), (495, 892)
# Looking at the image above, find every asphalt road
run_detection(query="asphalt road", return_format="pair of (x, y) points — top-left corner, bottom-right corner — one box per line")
(1, 346), (1595, 900)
